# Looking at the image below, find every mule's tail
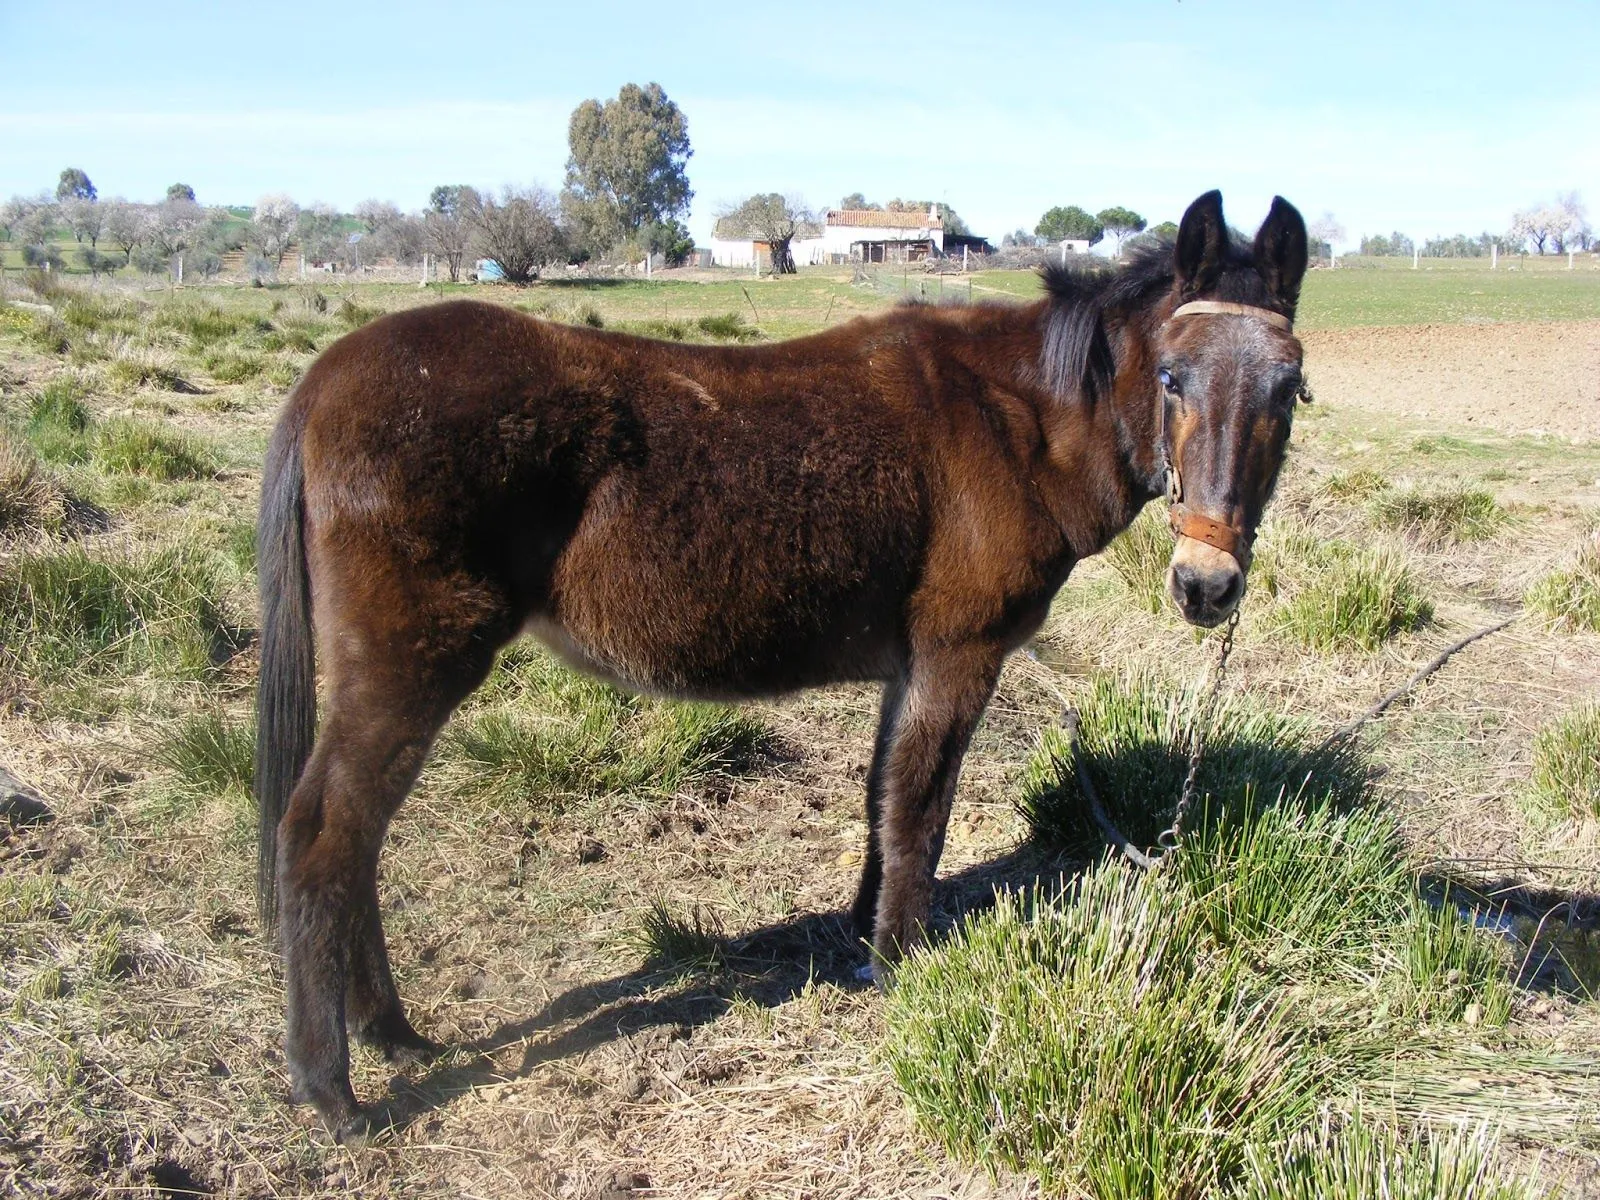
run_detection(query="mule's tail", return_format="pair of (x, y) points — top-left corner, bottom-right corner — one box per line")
(255, 409), (316, 933)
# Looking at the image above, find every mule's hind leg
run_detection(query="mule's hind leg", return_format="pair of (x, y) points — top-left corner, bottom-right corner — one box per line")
(850, 675), (906, 940)
(347, 873), (437, 1061)
(870, 643), (1002, 967)
(278, 619), (499, 1140)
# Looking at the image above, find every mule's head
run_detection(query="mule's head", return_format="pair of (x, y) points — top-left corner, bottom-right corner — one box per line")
(1158, 190), (1308, 627)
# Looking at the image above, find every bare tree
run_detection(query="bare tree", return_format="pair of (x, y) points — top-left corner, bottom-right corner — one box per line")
(1, 194), (52, 245)
(1554, 191), (1590, 253)
(1510, 206), (1557, 254)
(250, 193), (300, 265)
(147, 199), (204, 258)
(471, 187), (564, 283)
(61, 196), (105, 248)
(1308, 212), (1345, 259)
(424, 185), (480, 282)
(715, 193), (814, 274)
(103, 199), (147, 264)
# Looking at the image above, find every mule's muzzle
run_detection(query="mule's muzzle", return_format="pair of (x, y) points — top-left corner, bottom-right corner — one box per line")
(1168, 552), (1245, 628)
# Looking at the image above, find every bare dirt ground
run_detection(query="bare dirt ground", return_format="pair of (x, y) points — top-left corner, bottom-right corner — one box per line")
(1303, 319), (1600, 442)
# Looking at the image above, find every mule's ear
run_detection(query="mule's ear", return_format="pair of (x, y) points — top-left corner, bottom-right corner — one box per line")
(1174, 189), (1227, 295)
(1253, 196), (1308, 307)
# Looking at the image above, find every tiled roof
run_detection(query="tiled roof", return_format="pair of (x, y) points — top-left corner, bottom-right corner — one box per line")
(825, 209), (939, 229)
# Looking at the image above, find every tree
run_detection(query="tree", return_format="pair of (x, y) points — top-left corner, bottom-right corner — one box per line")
(562, 82), (692, 256)
(1096, 206), (1146, 254)
(1510, 206), (1557, 254)
(641, 217), (694, 266)
(1034, 205), (1103, 245)
(472, 186), (565, 282)
(716, 193), (815, 274)
(838, 192), (880, 211)
(166, 183), (196, 203)
(424, 185), (480, 282)
(103, 199), (147, 264)
(56, 168), (95, 202)
(1001, 229), (1041, 248)
(250, 193), (300, 265)
(1308, 213), (1345, 259)
(295, 203), (344, 264)
(1553, 191), (1589, 253)
(147, 199), (203, 258)
(62, 196), (105, 247)
(883, 198), (971, 237)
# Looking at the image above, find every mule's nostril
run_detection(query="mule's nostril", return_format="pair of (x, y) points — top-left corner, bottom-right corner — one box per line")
(1213, 570), (1243, 611)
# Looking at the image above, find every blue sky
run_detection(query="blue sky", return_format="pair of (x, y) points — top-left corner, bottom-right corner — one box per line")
(2, 0), (1595, 249)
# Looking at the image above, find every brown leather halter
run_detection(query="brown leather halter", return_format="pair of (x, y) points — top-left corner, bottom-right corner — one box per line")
(1159, 301), (1294, 569)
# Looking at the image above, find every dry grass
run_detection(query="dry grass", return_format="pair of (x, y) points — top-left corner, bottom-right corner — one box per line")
(1, 275), (1598, 1198)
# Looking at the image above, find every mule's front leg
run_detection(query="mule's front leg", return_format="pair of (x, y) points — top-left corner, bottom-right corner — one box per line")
(871, 645), (1002, 967)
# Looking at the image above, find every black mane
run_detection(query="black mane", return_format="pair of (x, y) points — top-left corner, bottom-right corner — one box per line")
(1039, 233), (1284, 404)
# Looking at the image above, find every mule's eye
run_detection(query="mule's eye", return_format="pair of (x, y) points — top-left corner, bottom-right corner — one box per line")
(1158, 368), (1179, 395)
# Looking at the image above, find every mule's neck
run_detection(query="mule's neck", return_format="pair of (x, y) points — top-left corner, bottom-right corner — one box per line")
(1023, 298), (1171, 558)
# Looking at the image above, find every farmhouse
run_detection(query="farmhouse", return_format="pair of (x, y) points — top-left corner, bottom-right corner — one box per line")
(709, 204), (960, 268)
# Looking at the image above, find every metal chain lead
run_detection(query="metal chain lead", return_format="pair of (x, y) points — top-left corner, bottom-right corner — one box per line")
(1155, 605), (1240, 855)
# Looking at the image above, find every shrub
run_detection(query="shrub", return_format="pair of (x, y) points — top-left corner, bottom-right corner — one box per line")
(92, 418), (219, 481)
(1528, 702), (1600, 821)
(1370, 485), (1504, 543)
(1525, 540), (1600, 632)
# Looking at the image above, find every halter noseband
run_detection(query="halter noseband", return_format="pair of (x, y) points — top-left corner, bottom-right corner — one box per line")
(1159, 301), (1295, 569)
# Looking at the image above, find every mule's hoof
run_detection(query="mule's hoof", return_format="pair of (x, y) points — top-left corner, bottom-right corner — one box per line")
(334, 1111), (374, 1147)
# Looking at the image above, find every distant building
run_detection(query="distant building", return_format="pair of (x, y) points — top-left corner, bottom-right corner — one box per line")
(709, 204), (982, 268)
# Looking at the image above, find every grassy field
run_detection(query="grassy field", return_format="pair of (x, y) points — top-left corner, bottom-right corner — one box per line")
(2, 264), (1599, 1197)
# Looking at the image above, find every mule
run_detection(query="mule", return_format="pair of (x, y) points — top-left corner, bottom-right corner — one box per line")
(255, 189), (1309, 1139)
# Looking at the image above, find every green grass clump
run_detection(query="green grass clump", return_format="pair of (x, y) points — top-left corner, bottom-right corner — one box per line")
(629, 900), (726, 975)
(1234, 1114), (1536, 1200)
(202, 350), (266, 383)
(104, 345), (189, 392)
(1528, 702), (1600, 821)
(884, 865), (1327, 1200)
(25, 312), (70, 355)
(435, 645), (770, 810)
(1526, 540), (1600, 632)
(1276, 544), (1432, 651)
(1370, 485), (1504, 542)
(0, 434), (66, 537)
(1321, 468), (1391, 501)
(0, 542), (234, 689)
(162, 305), (251, 346)
(145, 709), (256, 831)
(260, 322), (319, 354)
(1399, 895), (1514, 1026)
(335, 297), (381, 329)
(892, 736), (1518, 1198)
(696, 312), (760, 341)
(25, 377), (93, 465)
(1019, 672), (1371, 852)
(92, 418), (218, 481)
(1102, 503), (1170, 613)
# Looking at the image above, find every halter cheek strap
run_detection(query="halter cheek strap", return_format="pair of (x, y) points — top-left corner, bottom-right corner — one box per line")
(1159, 301), (1291, 569)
